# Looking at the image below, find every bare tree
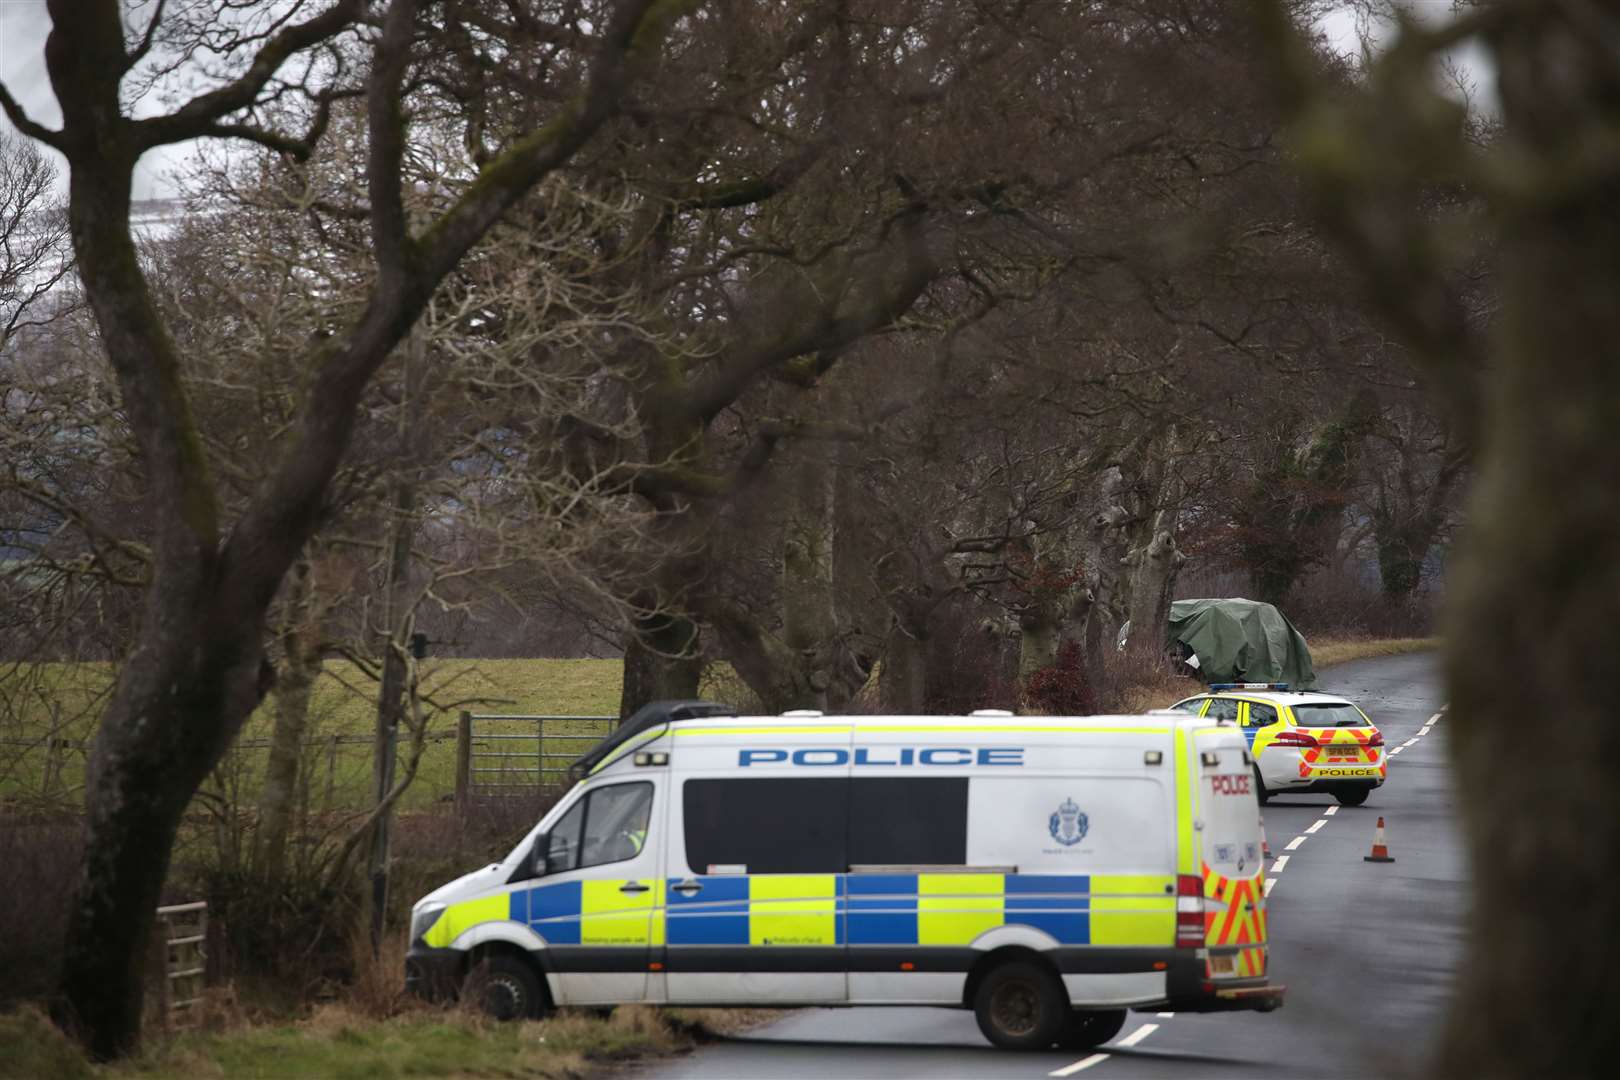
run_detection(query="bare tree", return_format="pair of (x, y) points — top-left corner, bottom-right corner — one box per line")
(1258, 1), (1619, 1074)
(0, 0), (699, 1057)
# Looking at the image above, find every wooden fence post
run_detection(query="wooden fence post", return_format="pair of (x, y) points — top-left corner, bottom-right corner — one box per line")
(455, 711), (472, 810)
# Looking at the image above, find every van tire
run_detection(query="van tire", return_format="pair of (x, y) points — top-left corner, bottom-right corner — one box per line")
(973, 959), (1068, 1050)
(462, 955), (544, 1021)
(1253, 767), (1270, 805)
(1058, 1008), (1128, 1050)
(1334, 786), (1370, 807)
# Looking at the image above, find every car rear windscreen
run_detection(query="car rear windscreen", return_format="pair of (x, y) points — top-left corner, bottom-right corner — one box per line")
(1291, 703), (1369, 727)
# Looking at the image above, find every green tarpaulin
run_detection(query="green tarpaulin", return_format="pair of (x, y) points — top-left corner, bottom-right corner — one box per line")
(1167, 598), (1316, 689)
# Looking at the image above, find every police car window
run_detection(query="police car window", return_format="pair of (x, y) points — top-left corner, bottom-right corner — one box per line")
(578, 782), (653, 869)
(1246, 703), (1278, 727)
(1291, 703), (1370, 728)
(850, 778), (968, 866)
(1205, 698), (1240, 722)
(1170, 698), (1206, 714)
(684, 778), (848, 875)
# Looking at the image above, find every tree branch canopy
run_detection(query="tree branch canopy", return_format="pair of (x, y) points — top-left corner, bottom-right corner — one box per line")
(134, 0), (364, 151)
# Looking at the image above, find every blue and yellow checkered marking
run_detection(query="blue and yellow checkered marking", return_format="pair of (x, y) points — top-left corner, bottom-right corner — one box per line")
(421, 873), (1172, 951)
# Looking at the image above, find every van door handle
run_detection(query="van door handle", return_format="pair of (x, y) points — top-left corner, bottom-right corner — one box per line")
(671, 880), (702, 895)
(619, 881), (650, 894)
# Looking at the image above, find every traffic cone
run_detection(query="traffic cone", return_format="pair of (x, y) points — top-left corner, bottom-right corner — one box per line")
(1363, 817), (1395, 863)
(1260, 816), (1272, 861)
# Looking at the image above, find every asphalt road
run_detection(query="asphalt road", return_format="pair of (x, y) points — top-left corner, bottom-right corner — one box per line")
(637, 651), (1464, 1080)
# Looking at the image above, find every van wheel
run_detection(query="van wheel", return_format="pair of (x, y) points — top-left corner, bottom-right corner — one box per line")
(1334, 786), (1370, 807)
(462, 955), (544, 1021)
(1253, 767), (1270, 805)
(973, 960), (1068, 1050)
(1058, 1008), (1127, 1050)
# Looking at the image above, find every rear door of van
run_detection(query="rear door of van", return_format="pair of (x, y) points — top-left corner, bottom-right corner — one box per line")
(1194, 728), (1268, 981)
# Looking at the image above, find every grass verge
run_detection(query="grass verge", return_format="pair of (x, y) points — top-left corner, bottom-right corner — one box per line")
(1307, 635), (1441, 668)
(0, 1003), (698, 1080)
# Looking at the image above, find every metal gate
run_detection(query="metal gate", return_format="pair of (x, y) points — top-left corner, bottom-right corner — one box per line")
(454, 711), (616, 802)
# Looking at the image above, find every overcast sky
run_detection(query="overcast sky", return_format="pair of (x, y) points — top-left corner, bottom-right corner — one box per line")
(0, 1), (1490, 204)
(0, 0), (178, 199)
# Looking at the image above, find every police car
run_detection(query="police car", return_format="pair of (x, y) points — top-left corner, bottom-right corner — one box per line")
(406, 700), (1283, 1051)
(1168, 684), (1386, 806)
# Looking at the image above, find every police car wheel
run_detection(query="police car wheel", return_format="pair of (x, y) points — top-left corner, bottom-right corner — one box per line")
(1058, 1008), (1127, 1051)
(1253, 767), (1270, 805)
(1334, 786), (1370, 807)
(974, 960), (1068, 1050)
(463, 956), (543, 1021)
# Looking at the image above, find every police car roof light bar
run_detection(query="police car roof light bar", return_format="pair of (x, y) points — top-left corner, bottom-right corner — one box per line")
(1209, 682), (1290, 692)
(568, 699), (736, 781)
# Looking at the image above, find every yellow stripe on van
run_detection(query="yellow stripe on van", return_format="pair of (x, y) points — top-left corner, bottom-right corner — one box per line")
(672, 726), (852, 736)
(1089, 875), (1175, 946)
(750, 875), (838, 946)
(853, 725), (1170, 735)
(580, 879), (658, 946)
(1175, 727), (1198, 876)
(917, 873), (1004, 945)
(421, 892), (508, 949)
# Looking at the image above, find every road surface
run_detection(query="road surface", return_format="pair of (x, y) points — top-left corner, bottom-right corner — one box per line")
(636, 651), (1464, 1080)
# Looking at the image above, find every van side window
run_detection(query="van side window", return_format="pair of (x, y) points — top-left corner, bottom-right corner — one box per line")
(546, 782), (652, 874)
(1205, 698), (1240, 722)
(1246, 703), (1279, 727)
(850, 778), (968, 866)
(684, 778), (847, 875)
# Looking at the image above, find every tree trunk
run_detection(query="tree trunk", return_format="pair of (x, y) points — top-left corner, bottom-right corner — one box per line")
(879, 618), (930, 714)
(255, 645), (319, 884)
(780, 445), (839, 711)
(1434, 17), (1620, 1075)
(1125, 522), (1183, 662)
(367, 471), (415, 952)
(254, 556), (324, 883)
(51, 591), (268, 1058)
(618, 607), (703, 718)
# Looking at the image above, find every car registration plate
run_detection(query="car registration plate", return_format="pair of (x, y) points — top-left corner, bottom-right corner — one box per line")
(1324, 747), (1361, 758)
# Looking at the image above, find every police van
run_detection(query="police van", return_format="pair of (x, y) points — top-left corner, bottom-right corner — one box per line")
(406, 701), (1284, 1051)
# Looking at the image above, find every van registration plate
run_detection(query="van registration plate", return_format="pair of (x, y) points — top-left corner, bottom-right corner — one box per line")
(1209, 953), (1236, 975)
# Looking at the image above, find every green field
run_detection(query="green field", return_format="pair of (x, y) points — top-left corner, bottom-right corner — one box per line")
(0, 658), (642, 812)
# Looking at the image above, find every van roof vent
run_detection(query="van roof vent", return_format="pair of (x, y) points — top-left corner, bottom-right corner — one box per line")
(969, 709), (1015, 717)
(782, 709), (825, 717)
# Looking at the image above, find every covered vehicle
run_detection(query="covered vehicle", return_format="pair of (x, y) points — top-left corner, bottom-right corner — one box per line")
(1167, 599), (1315, 690)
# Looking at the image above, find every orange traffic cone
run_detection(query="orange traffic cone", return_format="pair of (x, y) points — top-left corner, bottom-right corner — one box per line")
(1260, 816), (1272, 861)
(1364, 817), (1395, 863)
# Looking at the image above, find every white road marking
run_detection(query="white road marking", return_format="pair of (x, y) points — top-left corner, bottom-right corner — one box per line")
(1048, 1023), (1161, 1075)
(1428, 711), (1443, 724)
(1304, 819), (1326, 834)
(1264, 877), (1277, 896)
(1049, 1053), (1109, 1076)
(1324, 806), (1339, 816)
(1285, 836), (1306, 851)
(1156, 1012), (1175, 1018)
(1401, 738), (1418, 748)
(1389, 747), (1403, 755)
(1270, 855), (1290, 872)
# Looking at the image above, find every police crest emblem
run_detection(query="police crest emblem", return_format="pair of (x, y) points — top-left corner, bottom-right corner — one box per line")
(1048, 797), (1089, 846)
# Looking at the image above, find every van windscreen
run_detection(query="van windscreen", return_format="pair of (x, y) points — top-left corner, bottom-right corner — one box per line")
(1290, 703), (1369, 727)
